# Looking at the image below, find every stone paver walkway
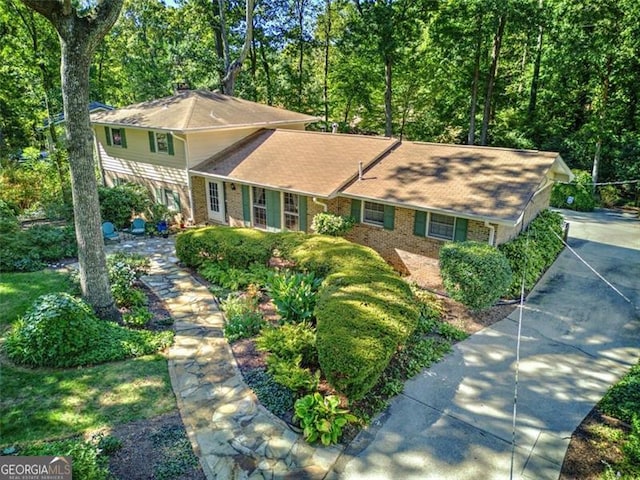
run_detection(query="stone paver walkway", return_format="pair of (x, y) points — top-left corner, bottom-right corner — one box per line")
(108, 237), (342, 479)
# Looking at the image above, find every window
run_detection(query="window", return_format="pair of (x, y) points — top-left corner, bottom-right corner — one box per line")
(155, 133), (169, 153)
(283, 192), (299, 230)
(428, 213), (455, 240)
(363, 201), (385, 227)
(252, 187), (267, 229)
(156, 188), (181, 212)
(111, 128), (123, 147)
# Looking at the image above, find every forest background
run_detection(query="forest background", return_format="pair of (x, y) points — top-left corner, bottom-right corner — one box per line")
(1, 0), (639, 207)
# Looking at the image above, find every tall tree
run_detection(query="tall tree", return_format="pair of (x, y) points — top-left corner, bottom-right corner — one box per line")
(21, 0), (123, 320)
(219, 0), (255, 95)
(479, 11), (506, 145)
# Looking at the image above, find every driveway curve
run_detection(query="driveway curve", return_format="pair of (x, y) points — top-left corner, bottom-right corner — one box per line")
(329, 209), (640, 480)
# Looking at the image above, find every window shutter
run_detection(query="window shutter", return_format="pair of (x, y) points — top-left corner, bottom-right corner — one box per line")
(383, 205), (395, 230)
(413, 211), (427, 237)
(167, 133), (175, 155)
(298, 196), (308, 232)
(172, 191), (181, 210)
(266, 190), (281, 230)
(454, 218), (468, 242)
(350, 199), (362, 222)
(104, 126), (112, 146)
(148, 132), (156, 152)
(241, 185), (251, 226)
(155, 187), (164, 204)
(120, 129), (127, 148)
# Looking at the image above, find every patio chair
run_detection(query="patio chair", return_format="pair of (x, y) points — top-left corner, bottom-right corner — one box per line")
(156, 220), (169, 238)
(129, 217), (146, 236)
(102, 221), (120, 243)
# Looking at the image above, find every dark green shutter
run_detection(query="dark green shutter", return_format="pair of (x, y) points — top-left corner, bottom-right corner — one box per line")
(167, 133), (175, 155)
(172, 191), (181, 210)
(383, 205), (395, 230)
(148, 132), (156, 152)
(350, 199), (362, 222)
(266, 190), (281, 230)
(120, 129), (127, 148)
(454, 218), (468, 242)
(104, 126), (112, 146)
(298, 196), (308, 232)
(413, 211), (427, 237)
(241, 185), (251, 226)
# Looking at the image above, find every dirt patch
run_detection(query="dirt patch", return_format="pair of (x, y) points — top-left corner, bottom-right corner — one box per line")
(559, 409), (629, 479)
(438, 296), (517, 335)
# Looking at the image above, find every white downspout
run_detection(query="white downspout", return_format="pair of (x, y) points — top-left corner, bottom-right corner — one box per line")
(485, 221), (496, 246)
(312, 197), (328, 212)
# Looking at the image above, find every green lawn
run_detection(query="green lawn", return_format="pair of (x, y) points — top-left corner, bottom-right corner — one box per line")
(0, 270), (175, 447)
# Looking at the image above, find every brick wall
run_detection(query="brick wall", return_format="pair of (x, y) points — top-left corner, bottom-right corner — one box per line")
(226, 184), (245, 227)
(191, 176), (206, 223)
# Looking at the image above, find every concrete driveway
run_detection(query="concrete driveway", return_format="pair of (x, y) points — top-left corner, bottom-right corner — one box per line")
(329, 209), (640, 480)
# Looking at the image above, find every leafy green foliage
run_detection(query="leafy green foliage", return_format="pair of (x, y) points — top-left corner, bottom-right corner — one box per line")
(18, 438), (110, 480)
(98, 183), (151, 229)
(551, 170), (596, 211)
(499, 210), (565, 297)
(294, 393), (357, 445)
(200, 261), (271, 291)
(151, 424), (201, 480)
(266, 356), (320, 393)
(599, 363), (640, 425)
(311, 212), (356, 236)
(267, 271), (321, 323)
(4, 293), (173, 368)
(244, 369), (296, 417)
(107, 252), (150, 308)
(440, 241), (513, 310)
(122, 306), (153, 327)
(220, 294), (265, 342)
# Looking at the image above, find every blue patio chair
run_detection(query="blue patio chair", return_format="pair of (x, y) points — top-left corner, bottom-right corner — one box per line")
(129, 217), (146, 236)
(156, 220), (169, 238)
(102, 221), (120, 242)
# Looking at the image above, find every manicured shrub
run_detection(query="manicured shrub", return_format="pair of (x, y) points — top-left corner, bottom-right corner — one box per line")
(267, 271), (321, 323)
(550, 169), (596, 211)
(200, 261), (271, 291)
(499, 209), (565, 297)
(311, 212), (355, 236)
(23, 224), (77, 261)
(176, 228), (419, 401)
(5, 293), (173, 368)
(440, 241), (513, 310)
(98, 183), (151, 229)
(256, 322), (317, 366)
(294, 393), (357, 445)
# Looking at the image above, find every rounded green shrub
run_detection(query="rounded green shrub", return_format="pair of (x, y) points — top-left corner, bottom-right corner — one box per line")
(5, 293), (173, 368)
(5, 293), (102, 367)
(98, 183), (151, 229)
(311, 212), (355, 236)
(550, 169), (596, 211)
(440, 241), (513, 311)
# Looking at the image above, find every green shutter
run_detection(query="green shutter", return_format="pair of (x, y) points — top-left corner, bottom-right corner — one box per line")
(172, 191), (181, 210)
(383, 205), (395, 230)
(120, 129), (127, 148)
(454, 218), (468, 242)
(413, 211), (427, 237)
(148, 132), (156, 152)
(298, 196), (308, 232)
(266, 190), (281, 230)
(350, 199), (362, 222)
(241, 185), (251, 226)
(167, 133), (175, 155)
(155, 187), (164, 204)
(104, 126), (111, 146)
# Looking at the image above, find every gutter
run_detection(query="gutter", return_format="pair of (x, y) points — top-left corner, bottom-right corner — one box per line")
(484, 221), (496, 246)
(172, 132), (195, 223)
(312, 197), (328, 212)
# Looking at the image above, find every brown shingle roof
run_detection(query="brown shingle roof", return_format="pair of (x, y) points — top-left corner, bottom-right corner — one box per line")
(342, 142), (563, 224)
(191, 129), (398, 197)
(91, 90), (318, 132)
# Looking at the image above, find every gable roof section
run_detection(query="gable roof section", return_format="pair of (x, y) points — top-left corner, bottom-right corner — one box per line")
(91, 90), (319, 132)
(342, 142), (566, 224)
(191, 129), (398, 197)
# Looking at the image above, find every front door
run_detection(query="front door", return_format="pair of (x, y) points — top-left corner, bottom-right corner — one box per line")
(206, 180), (225, 223)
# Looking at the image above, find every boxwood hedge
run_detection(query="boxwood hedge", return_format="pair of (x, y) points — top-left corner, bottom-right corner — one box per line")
(175, 228), (418, 400)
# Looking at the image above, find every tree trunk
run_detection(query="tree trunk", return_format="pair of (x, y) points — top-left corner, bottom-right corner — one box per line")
(323, 0), (331, 125)
(384, 55), (393, 137)
(220, 0), (254, 96)
(21, 0), (123, 321)
(592, 57), (612, 191)
(258, 40), (273, 105)
(480, 13), (507, 146)
(468, 10), (483, 145)
(528, 0), (544, 120)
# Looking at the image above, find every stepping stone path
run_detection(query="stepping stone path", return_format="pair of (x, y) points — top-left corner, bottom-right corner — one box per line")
(108, 237), (343, 479)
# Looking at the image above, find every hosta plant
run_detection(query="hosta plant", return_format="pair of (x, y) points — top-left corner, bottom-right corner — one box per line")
(294, 393), (357, 445)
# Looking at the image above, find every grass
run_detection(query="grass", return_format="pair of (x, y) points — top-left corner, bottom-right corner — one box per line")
(0, 269), (73, 328)
(0, 269), (176, 448)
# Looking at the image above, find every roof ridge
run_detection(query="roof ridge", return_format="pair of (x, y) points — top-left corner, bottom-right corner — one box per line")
(405, 140), (558, 155)
(181, 92), (198, 130)
(274, 129), (394, 141)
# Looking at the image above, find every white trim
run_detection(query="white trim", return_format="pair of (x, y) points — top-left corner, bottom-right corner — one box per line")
(426, 212), (456, 241)
(361, 200), (385, 228)
(282, 192), (300, 232)
(206, 179), (226, 224)
(153, 132), (170, 154)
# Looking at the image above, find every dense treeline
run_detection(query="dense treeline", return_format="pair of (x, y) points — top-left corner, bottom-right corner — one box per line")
(1, 0), (639, 196)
